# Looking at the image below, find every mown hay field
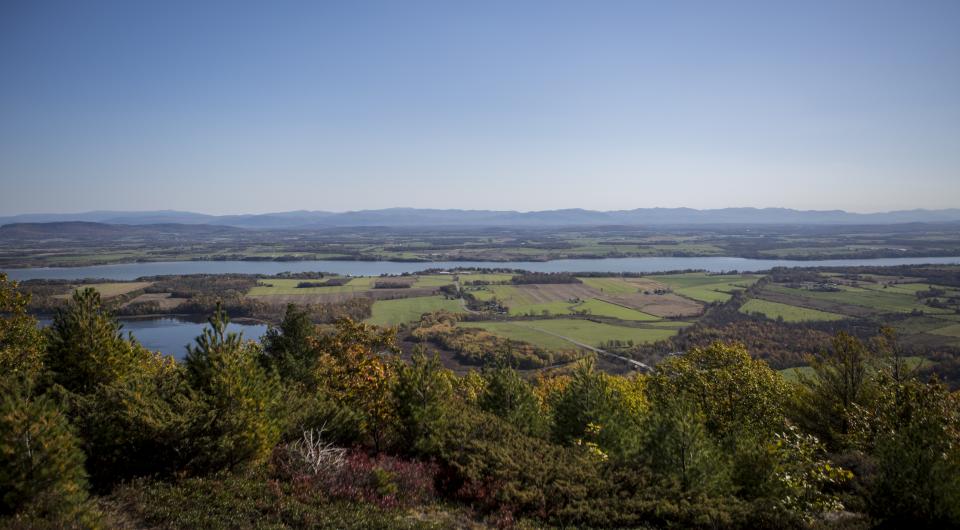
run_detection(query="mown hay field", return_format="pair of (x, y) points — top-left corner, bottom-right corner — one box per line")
(366, 295), (464, 326)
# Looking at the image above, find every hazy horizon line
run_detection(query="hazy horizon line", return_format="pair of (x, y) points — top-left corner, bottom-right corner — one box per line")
(3, 205), (959, 218)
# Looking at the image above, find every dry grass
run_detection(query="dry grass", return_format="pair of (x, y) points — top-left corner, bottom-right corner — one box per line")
(600, 292), (703, 318)
(56, 282), (153, 299)
(123, 292), (187, 310)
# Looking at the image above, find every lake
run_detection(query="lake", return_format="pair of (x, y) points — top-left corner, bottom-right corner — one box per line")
(38, 317), (268, 360)
(5, 255), (960, 281)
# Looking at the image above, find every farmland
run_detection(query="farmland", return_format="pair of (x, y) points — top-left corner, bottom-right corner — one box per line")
(6, 221), (960, 269)
(459, 319), (685, 350)
(15, 263), (960, 381)
(648, 273), (759, 302)
(739, 299), (845, 322)
(366, 295), (464, 326)
(55, 281), (152, 299)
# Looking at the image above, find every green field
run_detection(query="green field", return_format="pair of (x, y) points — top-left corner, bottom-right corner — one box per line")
(458, 273), (515, 284)
(508, 301), (580, 317)
(929, 323), (960, 338)
(408, 275), (458, 287)
(463, 318), (681, 348)
(780, 356), (934, 383)
(740, 298), (845, 322)
(765, 284), (953, 315)
(578, 277), (638, 294)
(648, 273), (758, 303)
(458, 321), (582, 350)
(574, 299), (661, 321)
(366, 296), (464, 326)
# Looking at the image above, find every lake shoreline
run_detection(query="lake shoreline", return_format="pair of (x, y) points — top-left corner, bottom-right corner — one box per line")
(7, 250), (960, 271)
(6, 255), (960, 281)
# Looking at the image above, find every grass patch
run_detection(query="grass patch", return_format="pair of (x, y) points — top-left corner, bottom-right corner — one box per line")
(463, 319), (682, 349)
(765, 284), (952, 315)
(62, 282), (152, 299)
(648, 273), (758, 303)
(781, 356), (935, 384)
(367, 296), (464, 327)
(929, 323), (960, 338)
(458, 322), (581, 351)
(740, 299), (845, 322)
(578, 277), (638, 294)
(516, 319), (680, 347)
(457, 273), (514, 284)
(508, 301), (579, 317)
(575, 299), (661, 321)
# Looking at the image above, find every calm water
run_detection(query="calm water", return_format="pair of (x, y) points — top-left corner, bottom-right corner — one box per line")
(6, 255), (960, 281)
(38, 317), (268, 360)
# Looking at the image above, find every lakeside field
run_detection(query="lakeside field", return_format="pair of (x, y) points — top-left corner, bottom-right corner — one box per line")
(18, 265), (960, 381)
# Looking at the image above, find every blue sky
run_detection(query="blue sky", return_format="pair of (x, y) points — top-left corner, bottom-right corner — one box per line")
(1, 0), (958, 214)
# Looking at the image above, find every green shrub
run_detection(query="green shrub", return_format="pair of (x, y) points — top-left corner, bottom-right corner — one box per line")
(392, 352), (453, 456)
(72, 354), (197, 487)
(45, 288), (152, 395)
(478, 365), (545, 437)
(0, 378), (97, 527)
(184, 305), (282, 472)
(107, 471), (438, 529)
(0, 274), (45, 379)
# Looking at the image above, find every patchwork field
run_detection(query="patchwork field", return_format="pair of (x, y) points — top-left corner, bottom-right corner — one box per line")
(468, 281), (682, 320)
(251, 289), (438, 306)
(740, 299), (845, 322)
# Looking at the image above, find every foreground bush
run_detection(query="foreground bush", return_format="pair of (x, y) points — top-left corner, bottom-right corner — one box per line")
(185, 305), (282, 472)
(0, 378), (97, 527)
(107, 471), (442, 530)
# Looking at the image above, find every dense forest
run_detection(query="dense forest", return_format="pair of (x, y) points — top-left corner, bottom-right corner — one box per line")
(1, 272), (959, 529)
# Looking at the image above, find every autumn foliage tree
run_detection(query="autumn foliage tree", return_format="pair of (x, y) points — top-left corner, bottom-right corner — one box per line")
(313, 319), (398, 452)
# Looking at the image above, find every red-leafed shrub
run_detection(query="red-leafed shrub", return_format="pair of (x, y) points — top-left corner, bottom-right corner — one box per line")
(277, 446), (439, 510)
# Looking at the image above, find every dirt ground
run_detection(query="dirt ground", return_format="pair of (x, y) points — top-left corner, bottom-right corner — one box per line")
(600, 292), (703, 318)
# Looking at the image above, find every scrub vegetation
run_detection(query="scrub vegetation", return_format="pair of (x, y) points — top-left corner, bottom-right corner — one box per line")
(3, 271), (959, 528)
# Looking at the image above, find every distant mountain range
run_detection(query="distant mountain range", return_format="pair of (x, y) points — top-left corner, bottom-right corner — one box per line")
(2, 207), (960, 229)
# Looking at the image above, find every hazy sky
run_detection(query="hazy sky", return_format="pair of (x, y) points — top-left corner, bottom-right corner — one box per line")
(1, 0), (959, 215)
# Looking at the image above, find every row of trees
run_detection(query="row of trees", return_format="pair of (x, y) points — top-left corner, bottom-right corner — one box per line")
(1, 272), (959, 528)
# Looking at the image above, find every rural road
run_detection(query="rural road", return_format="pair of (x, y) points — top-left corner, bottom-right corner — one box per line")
(515, 322), (653, 372)
(455, 276), (652, 372)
